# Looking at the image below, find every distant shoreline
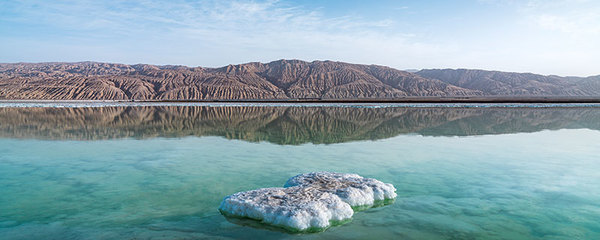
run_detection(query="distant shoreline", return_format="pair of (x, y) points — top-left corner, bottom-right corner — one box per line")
(1, 96), (599, 104)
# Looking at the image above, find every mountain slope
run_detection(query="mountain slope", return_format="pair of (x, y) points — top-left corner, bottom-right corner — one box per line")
(1, 60), (598, 100)
(416, 69), (600, 96)
(0, 60), (480, 100)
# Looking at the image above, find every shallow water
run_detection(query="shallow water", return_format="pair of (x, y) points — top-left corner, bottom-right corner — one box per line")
(0, 104), (599, 239)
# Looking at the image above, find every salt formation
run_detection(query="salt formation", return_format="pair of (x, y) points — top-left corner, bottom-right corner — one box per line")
(219, 172), (396, 232)
(219, 186), (353, 231)
(284, 172), (397, 207)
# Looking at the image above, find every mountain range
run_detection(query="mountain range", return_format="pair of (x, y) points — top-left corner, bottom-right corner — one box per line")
(1, 60), (599, 100)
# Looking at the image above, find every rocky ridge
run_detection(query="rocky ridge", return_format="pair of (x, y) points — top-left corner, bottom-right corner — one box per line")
(1, 60), (598, 100)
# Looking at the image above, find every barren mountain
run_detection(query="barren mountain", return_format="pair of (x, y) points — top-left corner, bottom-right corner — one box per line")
(1, 60), (598, 100)
(416, 69), (600, 96)
(0, 60), (480, 100)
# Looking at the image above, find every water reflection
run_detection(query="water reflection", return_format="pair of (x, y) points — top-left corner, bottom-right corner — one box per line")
(1, 106), (599, 239)
(0, 106), (598, 144)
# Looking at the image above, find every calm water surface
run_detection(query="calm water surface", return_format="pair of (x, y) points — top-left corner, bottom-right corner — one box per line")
(0, 104), (599, 239)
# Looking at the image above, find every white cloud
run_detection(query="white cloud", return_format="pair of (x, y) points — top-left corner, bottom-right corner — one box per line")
(1, 0), (438, 68)
(534, 12), (600, 35)
(516, 0), (600, 35)
(1, 0), (599, 76)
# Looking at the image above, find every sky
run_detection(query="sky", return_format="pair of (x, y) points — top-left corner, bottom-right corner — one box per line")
(0, 0), (599, 76)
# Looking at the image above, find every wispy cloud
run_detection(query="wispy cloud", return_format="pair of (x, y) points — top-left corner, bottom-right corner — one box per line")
(1, 1), (396, 38)
(1, 0), (599, 76)
(478, 0), (600, 36)
(1, 0), (432, 68)
(535, 13), (600, 35)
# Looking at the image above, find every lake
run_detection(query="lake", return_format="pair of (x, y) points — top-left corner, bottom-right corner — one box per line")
(0, 103), (599, 239)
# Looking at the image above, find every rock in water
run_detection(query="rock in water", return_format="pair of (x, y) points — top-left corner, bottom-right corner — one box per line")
(218, 172), (396, 232)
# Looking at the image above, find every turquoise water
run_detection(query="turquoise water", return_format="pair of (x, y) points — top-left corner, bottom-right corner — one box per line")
(0, 104), (599, 239)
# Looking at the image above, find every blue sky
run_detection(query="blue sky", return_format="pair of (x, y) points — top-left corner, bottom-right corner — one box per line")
(1, 0), (599, 76)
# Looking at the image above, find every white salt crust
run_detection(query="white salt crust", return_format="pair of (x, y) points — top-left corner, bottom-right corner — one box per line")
(285, 172), (397, 207)
(219, 172), (396, 231)
(219, 186), (353, 230)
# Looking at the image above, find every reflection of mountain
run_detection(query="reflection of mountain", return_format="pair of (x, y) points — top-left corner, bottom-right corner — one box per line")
(416, 109), (600, 136)
(0, 106), (598, 144)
